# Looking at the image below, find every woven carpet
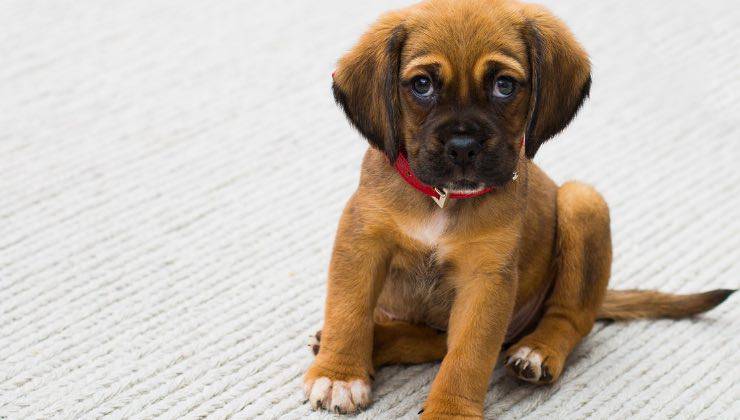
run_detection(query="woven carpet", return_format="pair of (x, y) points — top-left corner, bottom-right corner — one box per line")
(1, 0), (738, 418)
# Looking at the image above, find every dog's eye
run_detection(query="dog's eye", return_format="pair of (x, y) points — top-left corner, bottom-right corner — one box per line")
(492, 77), (516, 98)
(411, 76), (434, 98)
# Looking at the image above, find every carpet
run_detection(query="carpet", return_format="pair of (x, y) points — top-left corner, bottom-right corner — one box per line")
(0, 0), (738, 418)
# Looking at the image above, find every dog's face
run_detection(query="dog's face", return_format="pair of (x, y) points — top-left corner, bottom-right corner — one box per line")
(396, 7), (534, 191)
(333, 0), (591, 191)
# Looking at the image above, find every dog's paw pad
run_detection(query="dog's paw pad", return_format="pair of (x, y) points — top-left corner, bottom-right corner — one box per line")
(307, 330), (321, 355)
(505, 346), (552, 384)
(304, 377), (370, 413)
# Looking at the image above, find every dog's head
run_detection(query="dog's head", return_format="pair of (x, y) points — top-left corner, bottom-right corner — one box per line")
(333, 0), (591, 192)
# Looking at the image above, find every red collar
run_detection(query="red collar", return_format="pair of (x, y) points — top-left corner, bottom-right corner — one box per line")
(394, 152), (493, 208)
(392, 136), (524, 208)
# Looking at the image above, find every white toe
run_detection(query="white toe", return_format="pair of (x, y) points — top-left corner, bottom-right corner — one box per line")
(526, 351), (543, 380)
(350, 379), (372, 408)
(308, 377), (332, 410)
(330, 381), (356, 413)
(511, 346), (532, 360)
(508, 346), (544, 382)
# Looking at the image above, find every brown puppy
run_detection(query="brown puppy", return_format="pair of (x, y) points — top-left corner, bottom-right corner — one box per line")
(304, 0), (735, 418)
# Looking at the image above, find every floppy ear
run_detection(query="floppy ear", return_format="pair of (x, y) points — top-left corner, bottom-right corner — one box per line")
(332, 11), (408, 164)
(522, 5), (592, 159)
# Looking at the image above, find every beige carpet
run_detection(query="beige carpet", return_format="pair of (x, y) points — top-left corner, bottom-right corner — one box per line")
(0, 0), (738, 418)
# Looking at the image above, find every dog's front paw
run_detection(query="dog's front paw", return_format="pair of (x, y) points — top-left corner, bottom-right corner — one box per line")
(504, 344), (563, 384)
(303, 376), (371, 413)
(304, 355), (372, 414)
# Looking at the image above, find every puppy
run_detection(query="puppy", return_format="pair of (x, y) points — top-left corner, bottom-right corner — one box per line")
(304, 0), (735, 417)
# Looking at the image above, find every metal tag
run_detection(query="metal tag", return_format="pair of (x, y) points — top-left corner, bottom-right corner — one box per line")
(432, 188), (449, 209)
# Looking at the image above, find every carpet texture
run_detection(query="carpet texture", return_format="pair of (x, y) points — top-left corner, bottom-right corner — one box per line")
(1, 0), (738, 419)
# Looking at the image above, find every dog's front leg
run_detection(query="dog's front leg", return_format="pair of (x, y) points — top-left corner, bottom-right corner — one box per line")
(303, 202), (391, 414)
(422, 253), (517, 419)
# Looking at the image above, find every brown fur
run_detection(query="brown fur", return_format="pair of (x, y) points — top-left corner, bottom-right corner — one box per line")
(598, 289), (735, 320)
(304, 1), (735, 418)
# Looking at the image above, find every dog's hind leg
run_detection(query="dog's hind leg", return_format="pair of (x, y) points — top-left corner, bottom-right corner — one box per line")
(504, 181), (611, 384)
(310, 320), (447, 369)
(372, 320), (447, 367)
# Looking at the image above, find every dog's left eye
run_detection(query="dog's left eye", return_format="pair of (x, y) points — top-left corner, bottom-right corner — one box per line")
(411, 76), (435, 98)
(492, 77), (516, 98)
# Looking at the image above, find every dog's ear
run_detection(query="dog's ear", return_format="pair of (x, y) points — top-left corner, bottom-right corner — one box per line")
(521, 5), (592, 159)
(332, 11), (408, 164)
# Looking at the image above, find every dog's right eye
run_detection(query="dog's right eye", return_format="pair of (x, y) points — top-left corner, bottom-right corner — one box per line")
(492, 76), (517, 99)
(411, 76), (434, 98)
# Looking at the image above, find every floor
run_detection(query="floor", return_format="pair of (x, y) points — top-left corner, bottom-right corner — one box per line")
(0, 0), (738, 418)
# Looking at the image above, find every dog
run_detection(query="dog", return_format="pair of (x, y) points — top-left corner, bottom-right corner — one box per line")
(303, 0), (735, 417)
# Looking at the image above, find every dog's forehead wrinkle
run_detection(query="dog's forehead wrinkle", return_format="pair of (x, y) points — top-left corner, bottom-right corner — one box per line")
(403, 27), (528, 93)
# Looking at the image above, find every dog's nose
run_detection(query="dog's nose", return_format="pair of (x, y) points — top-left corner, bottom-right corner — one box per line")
(446, 136), (481, 167)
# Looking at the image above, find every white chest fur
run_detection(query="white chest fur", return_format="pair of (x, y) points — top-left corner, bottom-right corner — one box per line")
(399, 210), (448, 248)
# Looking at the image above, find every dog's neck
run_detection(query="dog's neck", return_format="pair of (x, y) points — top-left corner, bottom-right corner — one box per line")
(392, 153), (495, 209)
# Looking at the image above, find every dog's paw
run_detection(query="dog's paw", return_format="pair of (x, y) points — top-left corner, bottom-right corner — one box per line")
(303, 377), (371, 413)
(307, 330), (321, 355)
(503, 345), (562, 384)
(304, 352), (373, 414)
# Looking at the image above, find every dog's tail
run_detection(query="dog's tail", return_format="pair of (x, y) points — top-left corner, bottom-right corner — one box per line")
(596, 289), (735, 321)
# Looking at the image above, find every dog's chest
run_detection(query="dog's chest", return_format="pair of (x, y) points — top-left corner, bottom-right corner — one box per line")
(399, 210), (449, 249)
(379, 210), (457, 329)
